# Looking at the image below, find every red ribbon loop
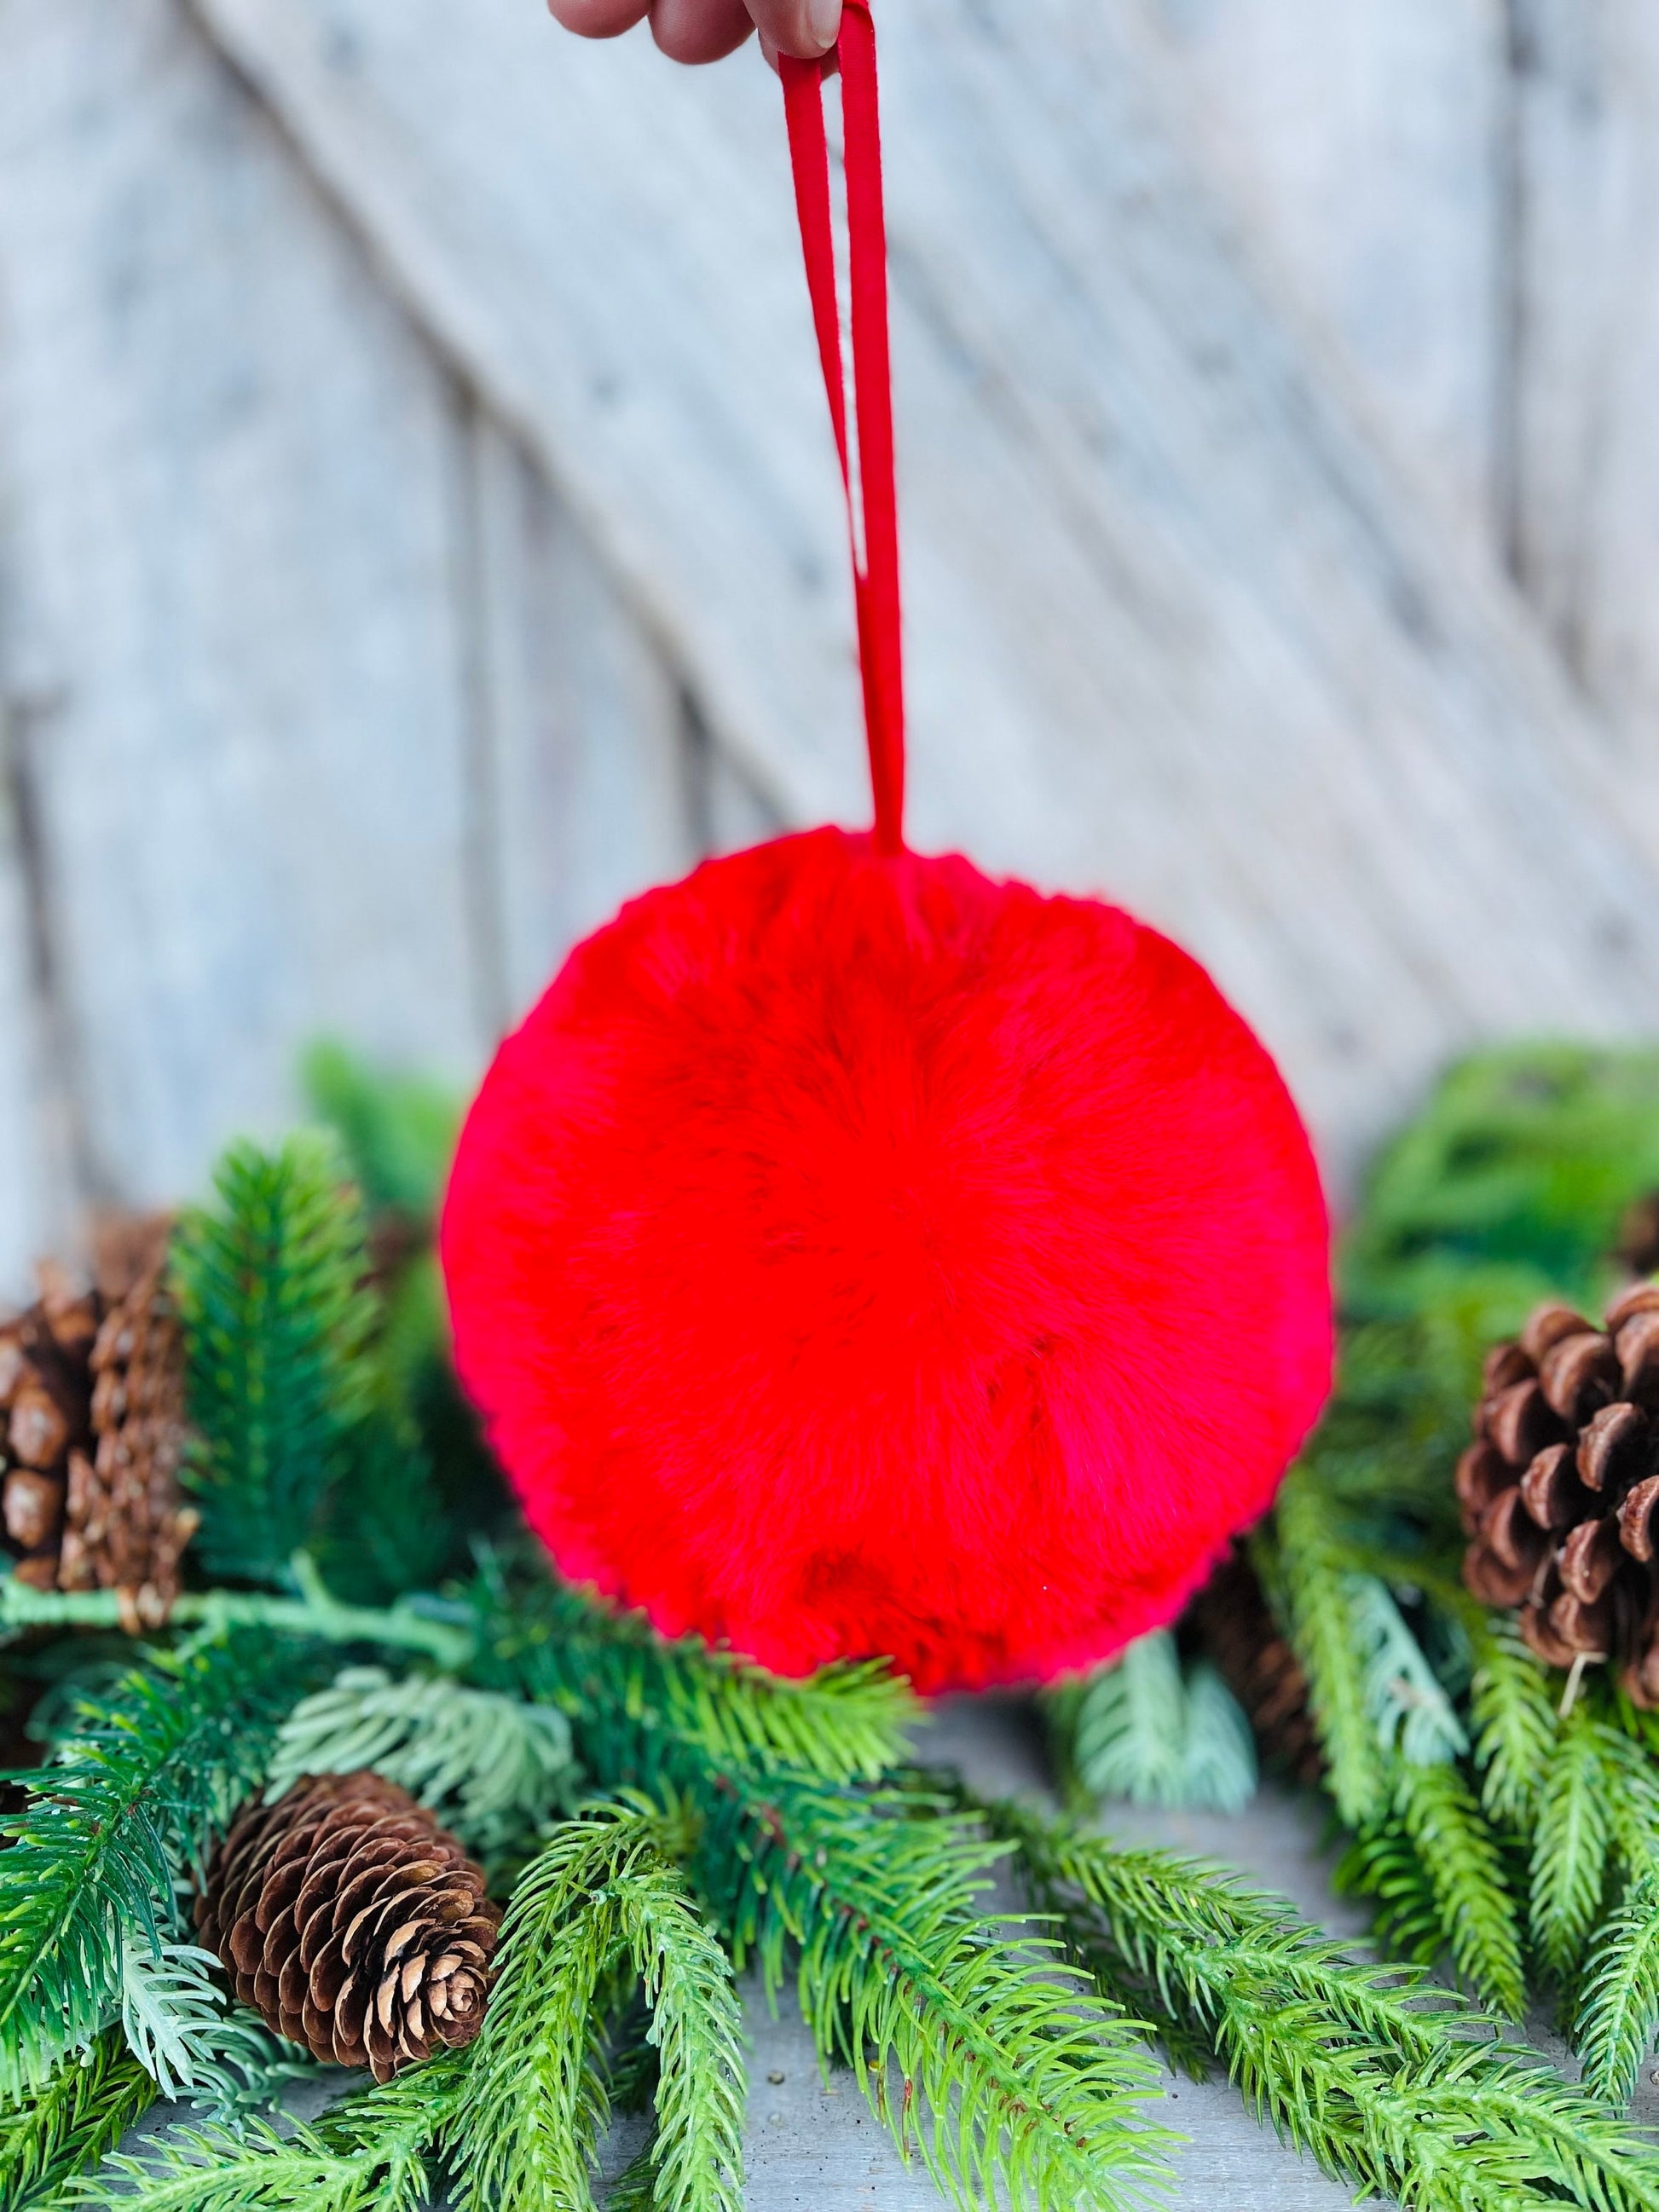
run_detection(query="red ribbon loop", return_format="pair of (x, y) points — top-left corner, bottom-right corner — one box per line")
(780, 1), (906, 856)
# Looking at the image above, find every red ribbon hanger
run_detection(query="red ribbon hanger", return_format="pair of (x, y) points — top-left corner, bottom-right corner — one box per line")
(779, 1), (906, 857)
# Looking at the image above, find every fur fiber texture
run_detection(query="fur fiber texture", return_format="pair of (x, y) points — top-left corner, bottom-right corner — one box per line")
(442, 829), (1332, 1693)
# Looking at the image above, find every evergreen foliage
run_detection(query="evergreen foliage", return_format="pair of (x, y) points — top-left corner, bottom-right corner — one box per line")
(175, 1135), (379, 1584)
(1010, 1810), (1659, 2212)
(1061, 1632), (1257, 1813)
(454, 1804), (745, 2212)
(20, 1049), (1659, 2208)
(301, 1042), (460, 1226)
(268, 1665), (575, 1859)
(68, 2051), (469, 2212)
(0, 1632), (311, 2099)
(0, 2031), (155, 2212)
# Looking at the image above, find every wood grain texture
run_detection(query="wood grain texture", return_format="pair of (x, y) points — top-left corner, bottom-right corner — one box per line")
(191, 0), (1659, 1187)
(1503, 0), (1659, 841)
(1127, 0), (1508, 552)
(0, 0), (490, 1215)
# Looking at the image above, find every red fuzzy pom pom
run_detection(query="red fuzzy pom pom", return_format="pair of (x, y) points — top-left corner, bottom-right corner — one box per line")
(442, 829), (1331, 1692)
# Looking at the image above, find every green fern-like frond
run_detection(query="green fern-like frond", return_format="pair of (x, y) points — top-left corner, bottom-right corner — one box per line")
(1533, 1702), (1613, 1986)
(1009, 1809), (1659, 2212)
(175, 1135), (379, 1583)
(268, 1666), (573, 1856)
(67, 2053), (467, 2212)
(0, 1632), (311, 2099)
(1576, 1870), (1659, 2108)
(473, 1557), (916, 1786)
(0, 2031), (155, 2212)
(1391, 1759), (1525, 2017)
(118, 1933), (287, 2108)
(1067, 1636), (1257, 1814)
(716, 1774), (1171, 2212)
(1275, 1474), (1391, 1825)
(1468, 1610), (1558, 1824)
(1347, 1577), (1469, 1768)
(454, 1805), (744, 2212)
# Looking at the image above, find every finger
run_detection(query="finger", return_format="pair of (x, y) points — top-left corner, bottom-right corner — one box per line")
(547, 0), (652, 36)
(756, 29), (838, 76)
(650, 0), (756, 64)
(747, 0), (841, 61)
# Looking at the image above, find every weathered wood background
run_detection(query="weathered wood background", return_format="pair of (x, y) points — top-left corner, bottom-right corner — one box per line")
(3, 0), (1659, 1302)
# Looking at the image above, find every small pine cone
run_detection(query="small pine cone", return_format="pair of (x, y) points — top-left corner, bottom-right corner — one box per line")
(1191, 1547), (1324, 1785)
(0, 1214), (188, 1611)
(1460, 1285), (1659, 1703)
(66, 1226), (196, 1624)
(196, 1773), (502, 2082)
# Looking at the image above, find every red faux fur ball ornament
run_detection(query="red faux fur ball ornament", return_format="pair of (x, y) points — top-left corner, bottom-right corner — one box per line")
(442, 829), (1332, 1693)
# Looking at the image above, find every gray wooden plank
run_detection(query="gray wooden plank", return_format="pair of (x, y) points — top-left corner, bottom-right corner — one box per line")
(190, 0), (1659, 1187)
(1125, 0), (1506, 555)
(1502, 0), (1659, 858)
(0, 0), (488, 1209)
(462, 411), (708, 1029)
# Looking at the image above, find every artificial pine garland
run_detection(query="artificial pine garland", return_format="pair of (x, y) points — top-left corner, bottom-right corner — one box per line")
(8, 1050), (1659, 2208)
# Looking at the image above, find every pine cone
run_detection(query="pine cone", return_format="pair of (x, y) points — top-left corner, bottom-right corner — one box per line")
(195, 1773), (502, 2081)
(1460, 1285), (1659, 1704)
(1191, 1547), (1324, 1785)
(1, 1216), (195, 1626)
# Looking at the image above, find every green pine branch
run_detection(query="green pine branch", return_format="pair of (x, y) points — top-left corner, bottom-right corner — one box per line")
(714, 1773), (1171, 2212)
(1468, 1610), (1558, 1826)
(471, 1556), (916, 1787)
(0, 1632), (312, 2100)
(66, 2050), (468, 2212)
(1274, 1473), (1392, 1826)
(479, 1569), (1170, 2212)
(1392, 1759), (1526, 2017)
(0, 2031), (155, 2212)
(453, 1804), (745, 2212)
(1061, 1633), (1257, 1814)
(1007, 1807), (1659, 2212)
(267, 1665), (574, 1859)
(175, 1135), (379, 1583)
(1532, 1701), (1613, 1988)
(1577, 1871), (1659, 2108)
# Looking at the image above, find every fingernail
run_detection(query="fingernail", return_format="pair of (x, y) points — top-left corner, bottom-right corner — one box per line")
(807, 0), (842, 52)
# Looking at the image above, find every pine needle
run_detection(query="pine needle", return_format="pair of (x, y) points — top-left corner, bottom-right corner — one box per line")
(1468, 1610), (1559, 1825)
(267, 1666), (574, 1856)
(1576, 1871), (1659, 2109)
(1275, 1472), (1392, 1826)
(473, 1556), (916, 1786)
(66, 2053), (468, 2212)
(1066, 1635), (1257, 1814)
(0, 1632), (311, 2100)
(714, 1773), (1172, 2212)
(0, 2031), (154, 2212)
(452, 1805), (745, 2212)
(1532, 1702), (1613, 1987)
(1392, 1759), (1526, 2018)
(1009, 1808), (1659, 2212)
(175, 1134), (378, 1584)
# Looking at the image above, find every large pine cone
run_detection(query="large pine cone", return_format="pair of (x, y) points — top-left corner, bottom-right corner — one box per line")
(0, 1215), (194, 1626)
(1460, 1285), (1659, 1704)
(196, 1772), (502, 2081)
(1191, 1547), (1323, 1785)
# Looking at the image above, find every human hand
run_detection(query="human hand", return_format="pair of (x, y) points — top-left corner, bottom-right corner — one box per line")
(547, 0), (841, 66)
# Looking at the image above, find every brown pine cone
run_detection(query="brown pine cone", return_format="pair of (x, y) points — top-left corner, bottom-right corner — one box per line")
(195, 1773), (502, 2082)
(1, 1216), (194, 1626)
(1191, 1547), (1324, 1785)
(1460, 1285), (1659, 1704)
